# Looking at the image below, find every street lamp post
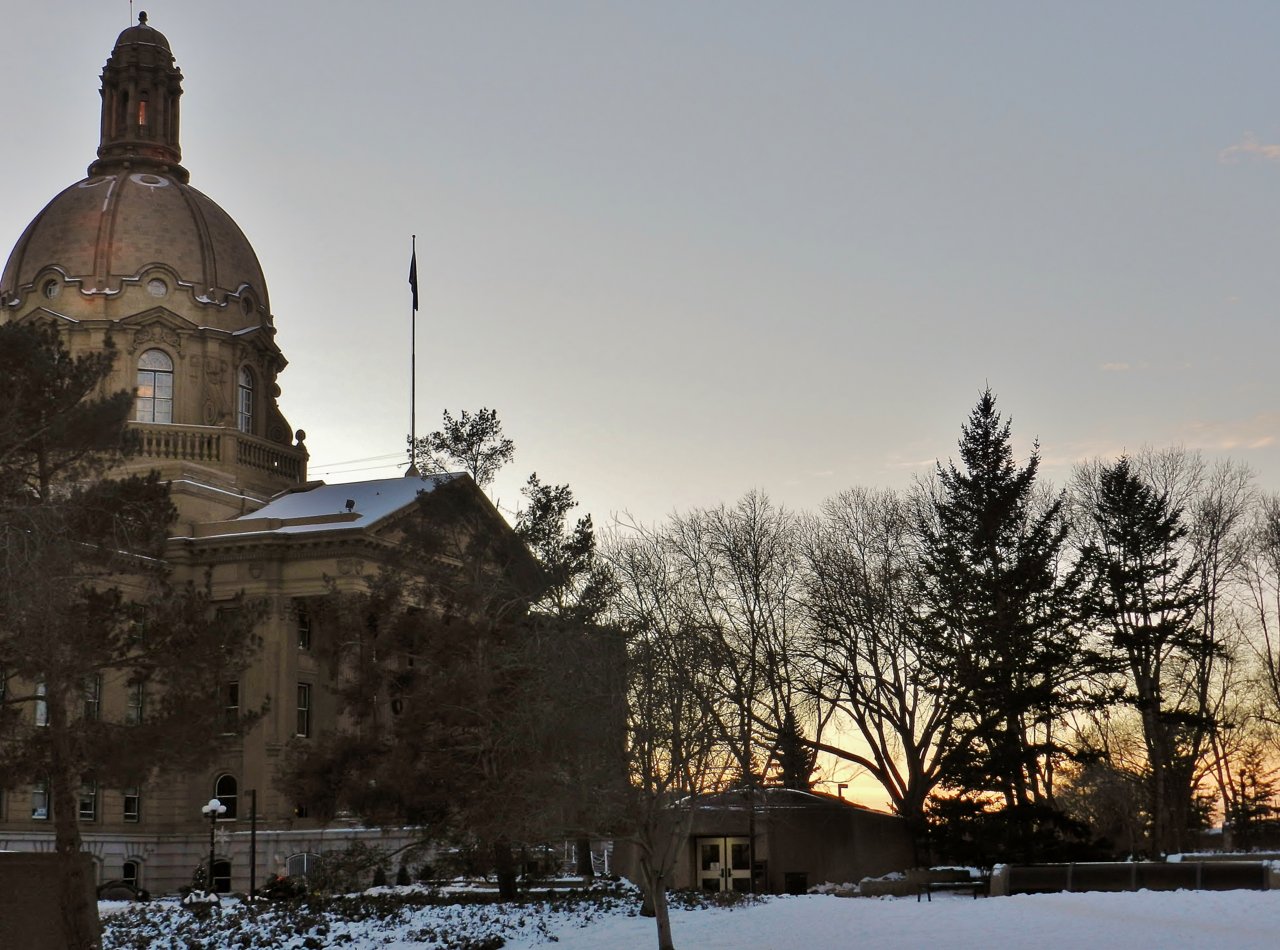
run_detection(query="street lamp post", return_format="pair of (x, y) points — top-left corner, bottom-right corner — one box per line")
(201, 798), (226, 895)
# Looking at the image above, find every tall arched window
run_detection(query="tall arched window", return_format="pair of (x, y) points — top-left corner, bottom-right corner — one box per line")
(214, 774), (237, 819)
(237, 367), (254, 433)
(135, 350), (173, 423)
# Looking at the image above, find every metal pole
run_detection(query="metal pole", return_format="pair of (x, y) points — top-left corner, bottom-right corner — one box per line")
(249, 788), (258, 899)
(208, 812), (216, 893)
(408, 234), (418, 475)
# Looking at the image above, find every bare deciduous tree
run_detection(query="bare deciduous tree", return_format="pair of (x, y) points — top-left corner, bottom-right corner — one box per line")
(799, 487), (957, 837)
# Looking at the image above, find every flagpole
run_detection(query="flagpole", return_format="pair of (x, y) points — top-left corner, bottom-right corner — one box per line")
(407, 235), (419, 477)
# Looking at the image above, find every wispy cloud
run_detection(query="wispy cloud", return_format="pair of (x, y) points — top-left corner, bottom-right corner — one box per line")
(884, 457), (936, 471)
(1179, 412), (1280, 452)
(1219, 132), (1280, 163)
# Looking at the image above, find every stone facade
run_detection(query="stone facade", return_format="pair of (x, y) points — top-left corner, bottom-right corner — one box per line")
(0, 16), (446, 894)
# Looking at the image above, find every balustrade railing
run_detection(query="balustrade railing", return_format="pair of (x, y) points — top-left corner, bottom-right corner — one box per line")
(128, 423), (305, 481)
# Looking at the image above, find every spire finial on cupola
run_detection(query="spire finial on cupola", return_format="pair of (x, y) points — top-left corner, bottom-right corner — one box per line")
(88, 13), (189, 183)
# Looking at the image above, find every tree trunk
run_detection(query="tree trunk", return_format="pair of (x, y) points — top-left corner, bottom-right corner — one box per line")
(575, 835), (594, 880)
(492, 838), (518, 901)
(645, 867), (676, 950)
(49, 684), (101, 950)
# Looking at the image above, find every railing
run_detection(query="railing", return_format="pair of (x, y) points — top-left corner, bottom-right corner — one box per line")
(128, 423), (306, 482)
(235, 434), (305, 480)
(131, 423), (222, 464)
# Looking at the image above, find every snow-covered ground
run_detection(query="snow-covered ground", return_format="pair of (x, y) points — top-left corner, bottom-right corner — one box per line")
(101, 888), (1280, 950)
(508, 891), (1279, 950)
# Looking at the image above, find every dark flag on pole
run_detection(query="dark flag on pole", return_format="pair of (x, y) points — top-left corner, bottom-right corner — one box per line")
(408, 245), (419, 313)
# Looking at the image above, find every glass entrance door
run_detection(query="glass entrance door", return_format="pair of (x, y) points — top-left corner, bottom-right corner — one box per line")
(696, 836), (752, 892)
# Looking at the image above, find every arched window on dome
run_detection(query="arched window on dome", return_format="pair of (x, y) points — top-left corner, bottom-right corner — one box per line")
(237, 367), (254, 434)
(135, 350), (173, 424)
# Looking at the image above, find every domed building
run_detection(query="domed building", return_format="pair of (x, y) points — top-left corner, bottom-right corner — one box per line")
(1, 11), (305, 526)
(0, 15), (464, 894)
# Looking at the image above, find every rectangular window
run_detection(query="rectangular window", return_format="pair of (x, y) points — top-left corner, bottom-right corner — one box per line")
(78, 781), (97, 822)
(296, 603), (312, 651)
(35, 682), (47, 727)
(125, 682), (144, 725)
(32, 779), (49, 820)
(123, 787), (141, 823)
(296, 683), (311, 738)
(83, 674), (102, 721)
(222, 682), (240, 734)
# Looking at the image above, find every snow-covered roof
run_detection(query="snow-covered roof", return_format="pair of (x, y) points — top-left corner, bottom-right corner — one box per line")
(187, 473), (460, 540)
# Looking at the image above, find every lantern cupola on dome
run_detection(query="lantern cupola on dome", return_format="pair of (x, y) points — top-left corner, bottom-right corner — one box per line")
(0, 13), (306, 508)
(91, 11), (188, 183)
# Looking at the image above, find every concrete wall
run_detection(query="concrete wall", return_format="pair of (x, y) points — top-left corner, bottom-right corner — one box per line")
(990, 860), (1275, 895)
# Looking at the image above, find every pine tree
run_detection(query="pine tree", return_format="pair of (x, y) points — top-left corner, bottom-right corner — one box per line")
(1078, 456), (1211, 854)
(917, 391), (1090, 848)
(0, 323), (260, 948)
(284, 424), (625, 901)
(408, 408), (515, 489)
(772, 707), (816, 791)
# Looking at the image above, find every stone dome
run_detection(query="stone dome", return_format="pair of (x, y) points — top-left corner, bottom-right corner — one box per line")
(113, 11), (172, 51)
(1, 171), (272, 329)
(0, 12), (272, 332)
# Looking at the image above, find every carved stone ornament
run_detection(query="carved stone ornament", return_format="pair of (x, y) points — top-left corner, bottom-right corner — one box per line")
(337, 558), (364, 576)
(131, 324), (181, 352)
(248, 561), (264, 579)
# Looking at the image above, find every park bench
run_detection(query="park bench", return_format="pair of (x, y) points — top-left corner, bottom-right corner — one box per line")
(917, 871), (990, 901)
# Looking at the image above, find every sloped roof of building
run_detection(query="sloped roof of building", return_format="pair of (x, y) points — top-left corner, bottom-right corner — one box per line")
(189, 473), (460, 539)
(690, 786), (888, 815)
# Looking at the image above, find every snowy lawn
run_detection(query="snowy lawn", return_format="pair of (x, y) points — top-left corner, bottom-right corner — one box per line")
(101, 888), (1280, 950)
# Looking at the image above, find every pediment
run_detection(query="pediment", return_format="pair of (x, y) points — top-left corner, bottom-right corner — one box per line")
(15, 306), (80, 326)
(117, 306), (200, 332)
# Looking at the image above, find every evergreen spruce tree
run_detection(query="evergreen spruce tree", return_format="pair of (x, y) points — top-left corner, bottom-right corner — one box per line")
(0, 323), (259, 948)
(284, 418), (625, 901)
(917, 390), (1090, 856)
(1078, 456), (1211, 854)
(772, 707), (817, 791)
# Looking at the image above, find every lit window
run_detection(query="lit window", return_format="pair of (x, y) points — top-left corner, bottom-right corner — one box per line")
(35, 682), (47, 727)
(237, 367), (254, 433)
(222, 681), (239, 734)
(214, 774), (237, 820)
(79, 781), (97, 822)
(123, 787), (141, 822)
(125, 682), (144, 725)
(83, 675), (101, 721)
(137, 98), (148, 129)
(135, 349), (174, 424)
(31, 779), (49, 820)
(296, 683), (311, 738)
